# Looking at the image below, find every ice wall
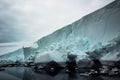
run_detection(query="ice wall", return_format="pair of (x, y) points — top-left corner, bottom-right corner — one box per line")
(35, 0), (120, 61)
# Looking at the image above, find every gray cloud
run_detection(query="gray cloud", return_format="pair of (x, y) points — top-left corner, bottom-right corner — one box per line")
(0, 1), (28, 43)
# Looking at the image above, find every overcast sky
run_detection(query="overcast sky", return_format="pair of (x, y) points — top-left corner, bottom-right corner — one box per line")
(0, 0), (114, 44)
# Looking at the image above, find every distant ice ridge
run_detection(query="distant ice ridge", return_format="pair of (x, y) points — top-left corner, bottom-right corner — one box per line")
(0, 48), (25, 62)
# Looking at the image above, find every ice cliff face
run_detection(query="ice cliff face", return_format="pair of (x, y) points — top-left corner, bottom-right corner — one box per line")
(35, 0), (120, 61)
(0, 0), (120, 62)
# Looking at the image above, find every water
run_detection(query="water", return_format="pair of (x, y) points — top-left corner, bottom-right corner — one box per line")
(0, 67), (119, 80)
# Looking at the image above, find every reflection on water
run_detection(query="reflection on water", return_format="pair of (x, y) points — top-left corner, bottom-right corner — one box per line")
(0, 67), (119, 80)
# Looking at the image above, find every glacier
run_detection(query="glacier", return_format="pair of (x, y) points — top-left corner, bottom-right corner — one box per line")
(0, 0), (120, 62)
(0, 48), (25, 62)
